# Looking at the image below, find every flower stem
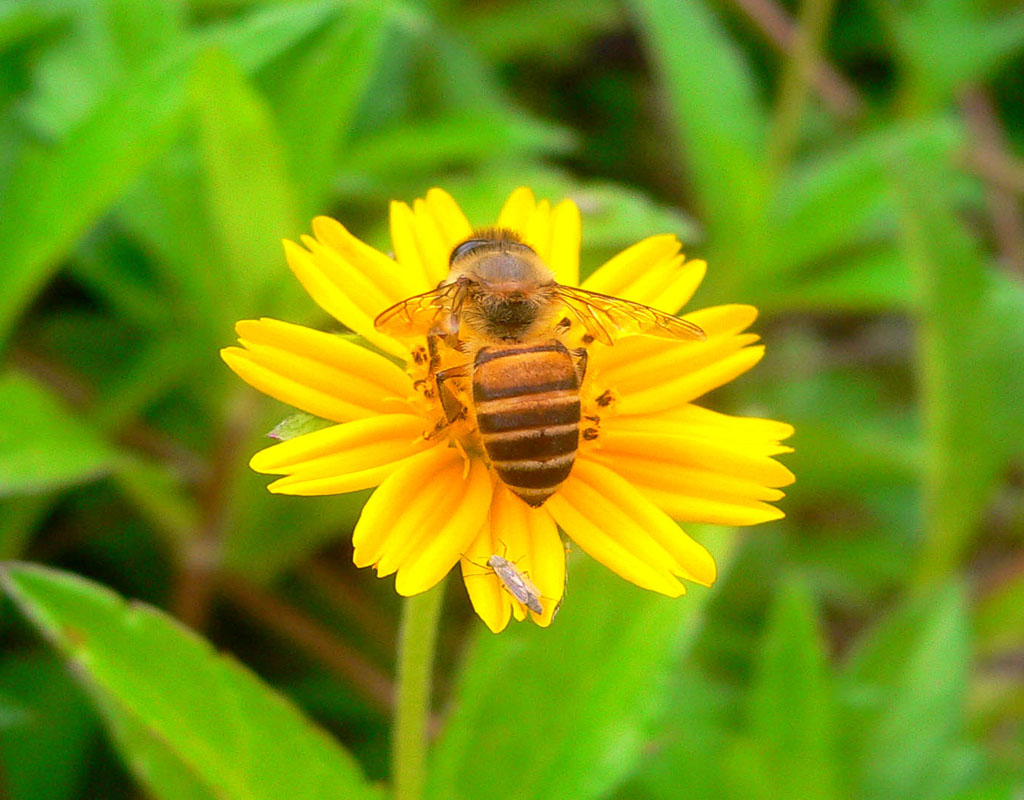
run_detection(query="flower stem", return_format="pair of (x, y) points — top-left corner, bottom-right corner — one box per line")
(393, 580), (446, 800)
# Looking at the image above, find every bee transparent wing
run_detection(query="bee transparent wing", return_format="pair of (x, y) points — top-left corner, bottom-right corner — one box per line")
(554, 285), (706, 343)
(374, 282), (466, 338)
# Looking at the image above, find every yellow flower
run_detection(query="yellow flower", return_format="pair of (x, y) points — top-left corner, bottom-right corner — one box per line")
(221, 188), (794, 632)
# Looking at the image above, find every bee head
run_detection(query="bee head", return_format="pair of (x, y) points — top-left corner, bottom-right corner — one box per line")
(449, 230), (558, 341)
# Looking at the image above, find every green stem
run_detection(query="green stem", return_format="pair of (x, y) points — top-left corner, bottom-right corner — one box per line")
(393, 580), (446, 800)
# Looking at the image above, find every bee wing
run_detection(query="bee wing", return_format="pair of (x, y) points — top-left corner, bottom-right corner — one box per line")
(554, 285), (706, 344)
(374, 282), (466, 338)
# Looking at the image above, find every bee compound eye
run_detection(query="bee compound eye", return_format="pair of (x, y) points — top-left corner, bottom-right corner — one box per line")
(449, 238), (491, 264)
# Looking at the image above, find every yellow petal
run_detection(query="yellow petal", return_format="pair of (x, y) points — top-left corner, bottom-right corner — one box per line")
(637, 486), (785, 525)
(351, 447), (462, 569)
(546, 465), (689, 596)
(226, 318), (413, 424)
(548, 199), (581, 285)
(615, 345), (765, 415)
(283, 239), (406, 357)
(594, 335), (760, 401)
(395, 458), (493, 596)
(310, 216), (425, 303)
(587, 446), (788, 526)
(487, 483), (565, 627)
(650, 259), (707, 314)
(589, 447), (786, 500)
(222, 348), (373, 424)
(298, 234), (391, 317)
(582, 235), (707, 314)
(524, 198), (552, 262)
(424, 188), (474, 251)
(251, 413), (427, 473)
(609, 404), (795, 451)
(571, 459), (715, 585)
(236, 318), (411, 398)
(497, 187), (536, 233)
(412, 198), (452, 286)
(352, 448), (493, 595)
(593, 304), (759, 381)
(595, 428), (795, 489)
(582, 234), (680, 296)
(524, 512), (565, 627)
(253, 416), (435, 496)
(462, 523), (514, 633)
(389, 201), (434, 288)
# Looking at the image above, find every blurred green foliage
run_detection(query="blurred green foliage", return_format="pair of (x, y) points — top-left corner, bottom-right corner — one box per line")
(1, 0), (1023, 797)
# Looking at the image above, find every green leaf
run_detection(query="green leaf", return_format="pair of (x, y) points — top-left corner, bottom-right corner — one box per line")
(69, 235), (171, 331)
(840, 583), (970, 800)
(0, 373), (117, 497)
(428, 529), (736, 800)
(224, 478), (368, 582)
(0, 653), (98, 800)
(627, 0), (767, 241)
(190, 48), (301, 316)
(342, 111), (575, 181)
(631, 670), (732, 800)
(117, 155), (231, 343)
(749, 581), (841, 800)
(0, 495), (55, 559)
(0, 1), (338, 352)
(102, 0), (185, 71)
(769, 118), (962, 281)
(272, 7), (392, 214)
(456, 0), (621, 64)
(761, 247), (912, 313)
(108, 454), (197, 549)
(267, 413), (335, 442)
(0, 4), (62, 56)
(0, 81), (186, 352)
(1, 563), (384, 800)
(893, 165), (1007, 585)
(880, 0), (1024, 110)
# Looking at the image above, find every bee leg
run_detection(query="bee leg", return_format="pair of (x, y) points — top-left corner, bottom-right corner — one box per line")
(570, 347), (588, 384)
(435, 364), (470, 424)
(426, 332), (445, 376)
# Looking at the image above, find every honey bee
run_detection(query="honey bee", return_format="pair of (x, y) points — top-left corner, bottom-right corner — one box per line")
(486, 554), (544, 614)
(374, 228), (705, 507)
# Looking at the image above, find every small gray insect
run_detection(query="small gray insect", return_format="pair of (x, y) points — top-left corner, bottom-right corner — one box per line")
(487, 554), (543, 614)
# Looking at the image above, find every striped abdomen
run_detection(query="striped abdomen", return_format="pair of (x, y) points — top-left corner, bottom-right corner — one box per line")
(473, 340), (580, 507)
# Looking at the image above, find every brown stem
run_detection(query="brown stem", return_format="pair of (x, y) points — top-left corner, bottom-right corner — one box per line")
(171, 388), (256, 630)
(961, 88), (1024, 276)
(8, 347), (206, 480)
(219, 572), (396, 714)
(766, 0), (838, 177)
(299, 560), (398, 657)
(729, 0), (866, 120)
(966, 146), (1024, 195)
